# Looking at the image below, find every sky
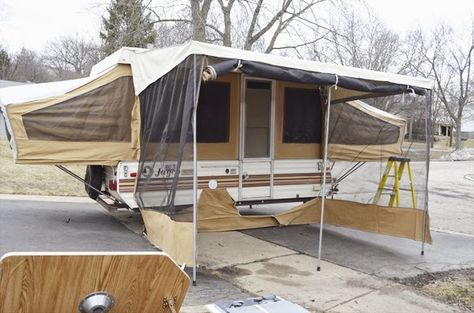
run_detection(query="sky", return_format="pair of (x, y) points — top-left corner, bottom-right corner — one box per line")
(368, 0), (473, 34)
(0, 0), (473, 52)
(0, 0), (108, 52)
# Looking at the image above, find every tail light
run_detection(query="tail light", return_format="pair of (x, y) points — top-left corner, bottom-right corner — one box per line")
(108, 179), (117, 191)
(130, 172), (137, 178)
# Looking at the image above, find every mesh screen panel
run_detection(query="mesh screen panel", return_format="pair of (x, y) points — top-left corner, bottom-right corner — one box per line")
(328, 97), (430, 213)
(23, 77), (135, 142)
(135, 56), (203, 214)
(329, 102), (399, 145)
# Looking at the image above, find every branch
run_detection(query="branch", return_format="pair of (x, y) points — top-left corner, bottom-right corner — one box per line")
(271, 34), (327, 51)
(245, 0), (265, 49)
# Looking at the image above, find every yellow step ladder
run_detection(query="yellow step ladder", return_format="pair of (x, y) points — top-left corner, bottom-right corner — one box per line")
(374, 156), (417, 208)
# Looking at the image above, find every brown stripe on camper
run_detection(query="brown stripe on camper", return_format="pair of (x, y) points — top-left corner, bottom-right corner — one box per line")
(273, 172), (332, 186)
(130, 175), (240, 192)
(123, 172), (331, 192)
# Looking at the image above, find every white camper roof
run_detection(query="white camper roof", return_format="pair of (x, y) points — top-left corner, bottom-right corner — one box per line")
(129, 41), (434, 95)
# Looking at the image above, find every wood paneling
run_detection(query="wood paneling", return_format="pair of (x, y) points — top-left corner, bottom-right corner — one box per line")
(0, 252), (189, 313)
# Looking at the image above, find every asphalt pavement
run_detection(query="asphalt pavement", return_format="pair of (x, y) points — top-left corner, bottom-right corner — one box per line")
(0, 198), (156, 255)
(243, 224), (474, 279)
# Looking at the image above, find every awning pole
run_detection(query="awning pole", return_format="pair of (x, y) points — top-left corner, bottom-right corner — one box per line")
(317, 85), (333, 271)
(421, 90), (432, 255)
(192, 54), (198, 285)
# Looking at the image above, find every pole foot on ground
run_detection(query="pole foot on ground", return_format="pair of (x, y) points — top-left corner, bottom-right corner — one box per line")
(193, 281), (197, 286)
(421, 250), (424, 256)
(317, 266), (321, 271)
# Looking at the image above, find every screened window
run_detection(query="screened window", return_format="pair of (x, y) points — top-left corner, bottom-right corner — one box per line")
(23, 76), (134, 142)
(197, 81), (230, 143)
(329, 103), (400, 145)
(283, 87), (321, 143)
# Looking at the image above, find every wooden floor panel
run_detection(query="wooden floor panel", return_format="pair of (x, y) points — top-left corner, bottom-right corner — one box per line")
(0, 252), (189, 313)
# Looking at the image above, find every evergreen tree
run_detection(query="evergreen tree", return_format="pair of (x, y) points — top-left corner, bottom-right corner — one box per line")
(100, 0), (157, 56)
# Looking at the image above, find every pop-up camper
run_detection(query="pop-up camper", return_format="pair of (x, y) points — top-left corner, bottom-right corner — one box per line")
(0, 42), (433, 279)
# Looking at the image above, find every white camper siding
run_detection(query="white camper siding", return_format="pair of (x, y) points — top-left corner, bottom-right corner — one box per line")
(114, 159), (327, 209)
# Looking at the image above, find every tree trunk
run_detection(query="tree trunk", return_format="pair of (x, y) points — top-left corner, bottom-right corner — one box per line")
(222, 12), (231, 46)
(449, 126), (453, 147)
(191, 0), (212, 42)
(455, 119), (463, 150)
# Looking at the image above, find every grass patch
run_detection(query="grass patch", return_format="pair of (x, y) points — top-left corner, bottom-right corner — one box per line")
(434, 136), (474, 148)
(0, 139), (87, 196)
(395, 268), (474, 312)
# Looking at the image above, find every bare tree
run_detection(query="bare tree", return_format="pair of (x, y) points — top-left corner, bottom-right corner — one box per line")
(155, 22), (192, 47)
(43, 35), (101, 80)
(310, 5), (405, 112)
(9, 48), (51, 83)
(313, 7), (400, 72)
(149, 0), (331, 53)
(407, 25), (474, 150)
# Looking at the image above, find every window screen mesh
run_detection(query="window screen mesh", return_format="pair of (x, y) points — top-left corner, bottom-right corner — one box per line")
(329, 103), (400, 145)
(135, 56), (203, 213)
(23, 76), (135, 142)
(197, 81), (230, 143)
(283, 87), (322, 143)
(328, 97), (430, 215)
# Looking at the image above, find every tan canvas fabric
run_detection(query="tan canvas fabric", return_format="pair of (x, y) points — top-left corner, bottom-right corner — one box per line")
(141, 209), (193, 265)
(138, 189), (431, 265)
(14, 140), (139, 165)
(198, 189), (279, 231)
(197, 189), (431, 243)
(6, 65), (140, 164)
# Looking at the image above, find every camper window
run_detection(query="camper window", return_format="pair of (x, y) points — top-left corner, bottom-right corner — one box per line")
(197, 81), (230, 143)
(283, 87), (322, 143)
(22, 76), (134, 142)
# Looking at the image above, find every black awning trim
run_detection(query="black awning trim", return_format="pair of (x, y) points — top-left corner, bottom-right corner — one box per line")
(205, 59), (427, 96)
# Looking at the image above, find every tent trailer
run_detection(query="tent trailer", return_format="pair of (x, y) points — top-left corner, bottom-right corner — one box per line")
(1, 43), (412, 210)
(0, 42), (434, 276)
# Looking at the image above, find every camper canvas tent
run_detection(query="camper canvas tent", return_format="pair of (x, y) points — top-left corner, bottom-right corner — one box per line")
(0, 41), (433, 283)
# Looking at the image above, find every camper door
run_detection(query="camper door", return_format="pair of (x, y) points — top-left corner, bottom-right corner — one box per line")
(239, 78), (275, 200)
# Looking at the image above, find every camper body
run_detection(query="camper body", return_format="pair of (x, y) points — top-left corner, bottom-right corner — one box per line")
(102, 73), (329, 209)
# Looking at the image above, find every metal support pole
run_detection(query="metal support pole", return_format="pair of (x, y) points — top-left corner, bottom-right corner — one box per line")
(317, 86), (333, 271)
(55, 165), (118, 202)
(192, 54), (198, 285)
(421, 90), (432, 255)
